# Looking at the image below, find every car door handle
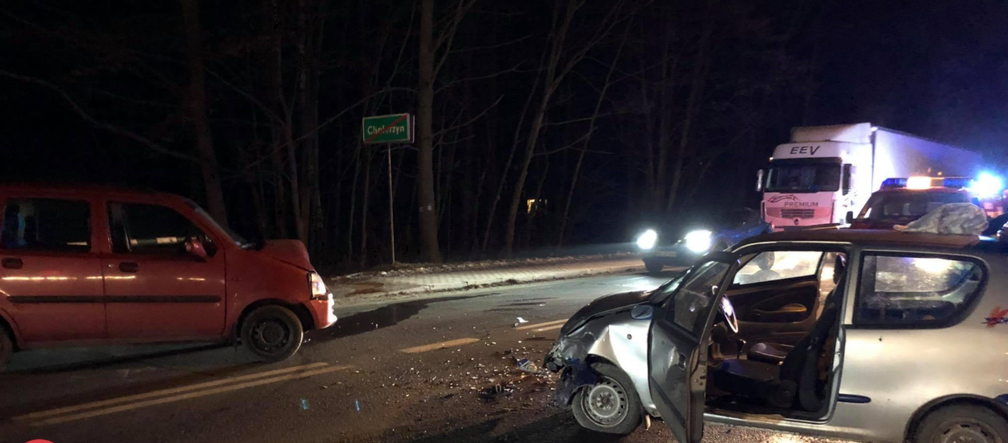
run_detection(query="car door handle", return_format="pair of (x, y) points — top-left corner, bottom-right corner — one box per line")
(118, 262), (139, 273)
(1, 258), (23, 269)
(676, 352), (687, 369)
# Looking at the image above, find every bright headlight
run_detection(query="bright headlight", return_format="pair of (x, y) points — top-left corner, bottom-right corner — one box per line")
(684, 230), (713, 253)
(636, 229), (658, 250)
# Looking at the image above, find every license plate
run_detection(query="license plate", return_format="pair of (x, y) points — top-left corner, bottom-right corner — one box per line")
(655, 251), (677, 258)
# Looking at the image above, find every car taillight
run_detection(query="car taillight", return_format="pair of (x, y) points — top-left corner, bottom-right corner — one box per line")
(309, 272), (330, 300)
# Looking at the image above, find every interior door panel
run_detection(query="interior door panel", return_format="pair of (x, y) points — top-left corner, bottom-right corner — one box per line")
(725, 277), (820, 347)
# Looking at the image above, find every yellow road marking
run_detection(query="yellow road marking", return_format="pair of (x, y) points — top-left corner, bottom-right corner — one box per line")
(15, 362), (329, 421)
(515, 319), (566, 331)
(30, 365), (350, 426)
(534, 324), (564, 333)
(398, 337), (481, 354)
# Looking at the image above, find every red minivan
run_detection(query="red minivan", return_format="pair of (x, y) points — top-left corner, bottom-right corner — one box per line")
(0, 184), (336, 368)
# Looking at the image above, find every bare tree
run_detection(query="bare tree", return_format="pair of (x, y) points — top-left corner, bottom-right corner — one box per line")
(417, 0), (475, 263)
(556, 19), (631, 247)
(501, 0), (625, 255)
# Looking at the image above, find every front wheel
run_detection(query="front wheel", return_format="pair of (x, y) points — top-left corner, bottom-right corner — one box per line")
(240, 305), (304, 362)
(914, 404), (1008, 443)
(570, 362), (643, 435)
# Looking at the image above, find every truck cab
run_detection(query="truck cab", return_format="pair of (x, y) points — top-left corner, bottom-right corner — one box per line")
(760, 124), (873, 230)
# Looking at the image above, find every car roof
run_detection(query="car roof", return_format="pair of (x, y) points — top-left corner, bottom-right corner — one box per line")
(736, 229), (995, 251)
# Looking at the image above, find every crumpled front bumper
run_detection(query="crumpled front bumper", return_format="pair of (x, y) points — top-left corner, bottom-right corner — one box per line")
(543, 331), (599, 405)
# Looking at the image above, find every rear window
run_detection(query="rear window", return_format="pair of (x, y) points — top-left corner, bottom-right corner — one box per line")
(855, 254), (984, 327)
(1, 198), (91, 252)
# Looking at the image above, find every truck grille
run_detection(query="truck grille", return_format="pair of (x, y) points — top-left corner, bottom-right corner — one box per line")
(781, 209), (816, 219)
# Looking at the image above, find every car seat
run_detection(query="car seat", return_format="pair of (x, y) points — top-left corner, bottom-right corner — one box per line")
(712, 254), (847, 411)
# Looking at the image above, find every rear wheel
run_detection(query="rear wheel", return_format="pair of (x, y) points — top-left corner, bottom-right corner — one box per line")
(644, 260), (663, 274)
(914, 404), (1008, 443)
(240, 305), (304, 362)
(0, 327), (12, 371)
(570, 362), (643, 435)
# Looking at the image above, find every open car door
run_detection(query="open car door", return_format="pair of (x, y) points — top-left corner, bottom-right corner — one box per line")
(648, 256), (735, 443)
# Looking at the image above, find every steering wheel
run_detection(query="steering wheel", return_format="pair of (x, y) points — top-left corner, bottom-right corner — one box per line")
(719, 295), (739, 334)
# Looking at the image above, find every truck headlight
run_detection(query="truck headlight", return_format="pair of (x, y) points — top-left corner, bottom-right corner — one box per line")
(636, 229), (658, 250)
(684, 230), (713, 253)
(309, 272), (331, 300)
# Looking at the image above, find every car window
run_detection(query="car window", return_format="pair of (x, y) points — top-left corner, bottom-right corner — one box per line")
(1, 198), (90, 252)
(732, 250), (822, 286)
(669, 261), (731, 333)
(108, 202), (209, 255)
(855, 254), (984, 326)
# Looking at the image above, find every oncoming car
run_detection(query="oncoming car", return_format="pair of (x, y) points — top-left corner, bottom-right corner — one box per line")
(635, 208), (771, 273)
(544, 229), (1008, 443)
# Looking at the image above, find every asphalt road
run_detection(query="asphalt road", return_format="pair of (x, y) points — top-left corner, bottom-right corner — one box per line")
(0, 271), (846, 443)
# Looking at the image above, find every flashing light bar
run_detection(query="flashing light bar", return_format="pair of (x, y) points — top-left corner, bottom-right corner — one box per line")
(881, 173), (1006, 197)
(906, 176), (933, 190)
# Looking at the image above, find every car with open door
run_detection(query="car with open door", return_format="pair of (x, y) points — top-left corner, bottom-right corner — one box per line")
(545, 229), (1008, 443)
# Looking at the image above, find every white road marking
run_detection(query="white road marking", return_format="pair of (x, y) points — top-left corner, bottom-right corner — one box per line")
(398, 337), (481, 354)
(14, 362), (330, 421)
(29, 365), (351, 426)
(533, 324), (563, 333)
(515, 319), (566, 331)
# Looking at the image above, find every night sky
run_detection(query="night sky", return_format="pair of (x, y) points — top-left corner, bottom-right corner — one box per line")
(1, 0), (1006, 265)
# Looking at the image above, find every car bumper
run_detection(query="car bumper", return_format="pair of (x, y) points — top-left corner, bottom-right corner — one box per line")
(641, 246), (705, 266)
(305, 296), (337, 329)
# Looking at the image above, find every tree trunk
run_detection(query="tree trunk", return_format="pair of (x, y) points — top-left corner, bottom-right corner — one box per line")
(416, 0), (443, 263)
(180, 0), (228, 225)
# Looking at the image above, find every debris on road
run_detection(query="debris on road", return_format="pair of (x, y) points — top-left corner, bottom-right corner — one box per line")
(355, 399), (361, 412)
(513, 317), (529, 327)
(479, 382), (515, 402)
(301, 398), (310, 410)
(515, 358), (540, 374)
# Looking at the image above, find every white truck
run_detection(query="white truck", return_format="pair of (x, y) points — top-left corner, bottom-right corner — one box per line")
(757, 122), (984, 229)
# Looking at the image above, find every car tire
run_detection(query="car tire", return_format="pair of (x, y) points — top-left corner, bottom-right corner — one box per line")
(914, 404), (1008, 443)
(644, 260), (663, 274)
(570, 362), (643, 435)
(240, 305), (304, 362)
(0, 327), (12, 371)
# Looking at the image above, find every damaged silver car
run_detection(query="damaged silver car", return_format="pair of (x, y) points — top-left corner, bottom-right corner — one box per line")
(545, 229), (1008, 443)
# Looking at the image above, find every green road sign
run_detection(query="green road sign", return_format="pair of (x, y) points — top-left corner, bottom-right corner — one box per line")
(362, 113), (413, 144)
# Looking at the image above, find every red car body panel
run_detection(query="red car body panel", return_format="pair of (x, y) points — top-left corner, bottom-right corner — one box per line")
(0, 184), (336, 349)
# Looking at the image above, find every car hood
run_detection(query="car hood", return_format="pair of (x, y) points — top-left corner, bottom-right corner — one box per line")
(560, 290), (647, 336)
(257, 240), (314, 271)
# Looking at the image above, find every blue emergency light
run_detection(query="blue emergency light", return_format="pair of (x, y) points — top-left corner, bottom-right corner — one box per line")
(881, 173), (1005, 196)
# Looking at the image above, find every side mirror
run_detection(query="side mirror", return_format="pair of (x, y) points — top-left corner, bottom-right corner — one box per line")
(756, 169), (765, 192)
(845, 211), (854, 224)
(185, 238), (209, 261)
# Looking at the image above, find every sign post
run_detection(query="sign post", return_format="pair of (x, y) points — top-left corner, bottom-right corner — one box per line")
(363, 113), (413, 265)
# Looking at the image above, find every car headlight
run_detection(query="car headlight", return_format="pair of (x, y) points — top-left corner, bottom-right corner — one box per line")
(684, 230), (713, 253)
(309, 272), (331, 300)
(636, 229), (658, 250)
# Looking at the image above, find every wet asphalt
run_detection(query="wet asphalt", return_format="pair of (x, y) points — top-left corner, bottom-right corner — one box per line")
(0, 271), (848, 443)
